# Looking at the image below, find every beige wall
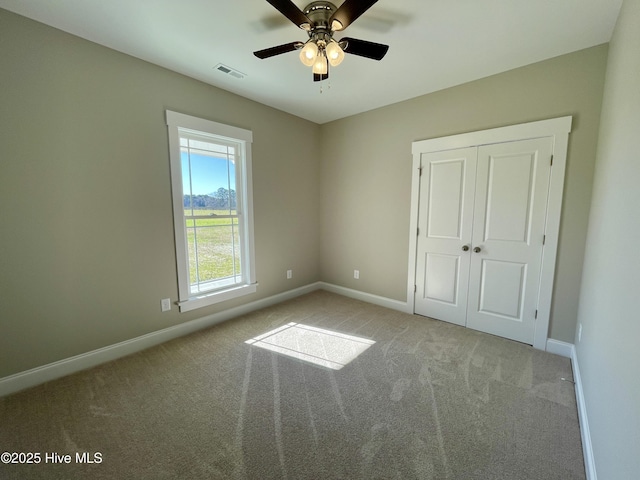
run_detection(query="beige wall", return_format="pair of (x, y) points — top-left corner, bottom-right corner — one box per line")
(0, 7), (611, 379)
(0, 10), (321, 378)
(576, 0), (640, 477)
(320, 45), (608, 343)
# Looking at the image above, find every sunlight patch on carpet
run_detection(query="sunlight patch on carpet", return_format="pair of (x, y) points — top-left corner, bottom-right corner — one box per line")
(245, 322), (375, 370)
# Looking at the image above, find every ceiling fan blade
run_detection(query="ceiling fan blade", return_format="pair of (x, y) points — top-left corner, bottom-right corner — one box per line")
(329, 0), (378, 31)
(341, 37), (389, 60)
(265, 0), (312, 29)
(254, 41), (302, 59)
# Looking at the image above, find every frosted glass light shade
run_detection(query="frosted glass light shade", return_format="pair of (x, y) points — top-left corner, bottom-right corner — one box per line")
(312, 53), (328, 75)
(299, 41), (318, 67)
(326, 40), (345, 67)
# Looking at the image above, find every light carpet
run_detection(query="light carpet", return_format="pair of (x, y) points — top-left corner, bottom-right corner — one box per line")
(0, 291), (585, 479)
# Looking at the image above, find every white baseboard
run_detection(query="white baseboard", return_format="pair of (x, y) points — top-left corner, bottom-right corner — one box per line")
(0, 282), (323, 398)
(318, 282), (411, 313)
(546, 339), (597, 480)
(571, 345), (597, 480)
(545, 338), (574, 358)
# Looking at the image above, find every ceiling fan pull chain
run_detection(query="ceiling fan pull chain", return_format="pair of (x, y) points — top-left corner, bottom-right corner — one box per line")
(319, 78), (332, 94)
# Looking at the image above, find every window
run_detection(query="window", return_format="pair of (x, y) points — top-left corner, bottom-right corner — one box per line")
(166, 111), (256, 312)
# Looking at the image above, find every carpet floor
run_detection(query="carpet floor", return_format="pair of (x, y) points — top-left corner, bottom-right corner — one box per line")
(0, 290), (585, 479)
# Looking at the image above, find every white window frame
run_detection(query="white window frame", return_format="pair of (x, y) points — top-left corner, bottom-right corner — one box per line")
(166, 110), (257, 312)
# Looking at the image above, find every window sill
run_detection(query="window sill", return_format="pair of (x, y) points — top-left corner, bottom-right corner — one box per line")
(177, 283), (258, 313)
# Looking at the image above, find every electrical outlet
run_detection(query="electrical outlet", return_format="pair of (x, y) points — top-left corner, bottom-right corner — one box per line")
(578, 323), (583, 342)
(161, 298), (171, 312)
(354, 270), (360, 279)
(286, 269), (292, 279)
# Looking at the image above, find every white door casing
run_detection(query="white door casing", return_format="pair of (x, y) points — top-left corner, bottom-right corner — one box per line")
(407, 117), (572, 350)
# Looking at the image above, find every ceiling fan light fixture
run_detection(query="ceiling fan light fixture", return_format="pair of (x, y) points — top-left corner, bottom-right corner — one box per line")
(326, 40), (345, 66)
(331, 19), (344, 31)
(299, 40), (318, 66)
(312, 51), (328, 75)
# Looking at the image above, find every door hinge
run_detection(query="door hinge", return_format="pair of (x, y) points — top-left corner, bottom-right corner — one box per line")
(535, 309), (538, 319)
(550, 155), (554, 166)
(417, 227), (420, 236)
(543, 234), (546, 245)
(419, 166), (423, 176)
(414, 284), (417, 293)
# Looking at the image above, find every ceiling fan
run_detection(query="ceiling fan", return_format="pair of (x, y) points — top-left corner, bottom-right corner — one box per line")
(254, 0), (389, 82)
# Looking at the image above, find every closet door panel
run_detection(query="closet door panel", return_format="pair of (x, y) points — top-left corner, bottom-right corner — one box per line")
(466, 137), (553, 343)
(414, 148), (477, 326)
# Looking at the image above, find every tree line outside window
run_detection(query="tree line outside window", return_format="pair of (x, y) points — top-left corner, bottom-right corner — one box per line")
(184, 188), (236, 210)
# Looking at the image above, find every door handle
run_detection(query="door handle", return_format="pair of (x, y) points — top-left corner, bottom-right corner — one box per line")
(462, 245), (470, 252)
(473, 246), (482, 253)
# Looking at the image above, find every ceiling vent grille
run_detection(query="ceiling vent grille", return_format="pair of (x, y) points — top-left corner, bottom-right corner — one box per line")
(214, 63), (246, 79)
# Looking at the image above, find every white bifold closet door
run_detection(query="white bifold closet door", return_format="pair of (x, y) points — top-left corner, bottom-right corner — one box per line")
(415, 137), (553, 344)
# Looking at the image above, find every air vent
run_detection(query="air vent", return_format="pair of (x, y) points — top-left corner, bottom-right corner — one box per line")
(214, 63), (246, 79)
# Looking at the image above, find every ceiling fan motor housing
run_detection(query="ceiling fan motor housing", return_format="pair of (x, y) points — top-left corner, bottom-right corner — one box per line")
(302, 1), (340, 49)
(303, 1), (337, 31)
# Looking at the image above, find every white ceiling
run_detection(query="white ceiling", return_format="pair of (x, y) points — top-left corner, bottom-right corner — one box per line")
(0, 0), (622, 124)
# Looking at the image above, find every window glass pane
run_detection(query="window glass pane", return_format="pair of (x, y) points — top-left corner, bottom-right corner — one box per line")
(180, 138), (240, 293)
(182, 152), (234, 198)
(185, 139), (235, 156)
(187, 224), (239, 284)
